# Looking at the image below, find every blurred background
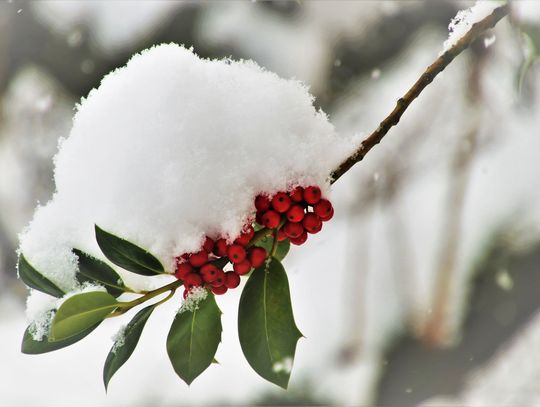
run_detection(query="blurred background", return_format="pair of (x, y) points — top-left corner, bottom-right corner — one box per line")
(1, 1), (539, 406)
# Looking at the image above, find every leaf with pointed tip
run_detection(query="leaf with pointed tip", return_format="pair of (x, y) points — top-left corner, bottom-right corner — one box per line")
(51, 291), (118, 341)
(18, 255), (65, 298)
(254, 236), (290, 261)
(167, 294), (222, 385)
(73, 249), (127, 297)
(103, 304), (155, 390)
(21, 321), (101, 354)
(95, 225), (164, 276)
(238, 258), (302, 389)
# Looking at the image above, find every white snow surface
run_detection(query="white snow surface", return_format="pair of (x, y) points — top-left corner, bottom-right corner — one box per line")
(18, 43), (358, 292)
(442, 0), (506, 53)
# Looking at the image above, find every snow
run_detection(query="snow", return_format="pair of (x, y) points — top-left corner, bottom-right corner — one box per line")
(18, 44), (358, 295)
(178, 286), (208, 314)
(111, 325), (127, 354)
(442, 1), (505, 53)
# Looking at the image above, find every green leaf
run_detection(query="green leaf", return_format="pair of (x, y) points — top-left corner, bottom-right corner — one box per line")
(167, 294), (222, 385)
(95, 225), (164, 276)
(18, 255), (65, 298)
(21, 321), (100, 354)
(103, 304), (155, 390)
(51, 291), (119, 341)
(238, 258), (302, 389)
(73, 249), (127, 297)
(255, 236), (290, 261)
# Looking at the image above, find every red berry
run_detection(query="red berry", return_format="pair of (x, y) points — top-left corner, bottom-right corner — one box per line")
(303, 186), (322, 205)
(224, 272), (241, 289)
(314, 199), (333, 220)
(200, 263), (218, 283)
(319, 207), (334, 221)
(234, 225), (255, 246)
(290, 231), (308, 245)
(286, 204), (305, 223)
(271, 192), (291, 213)
(202, 236), (214, 253)
(227, 244), (247, 264)
(303, 213), (322, 234)
(189, 250), (208, 267)
(213, 238), (228, 257)
(175, 263), (193, 280)
(183, 273), (203, 289)
(284, 221), (304, 239)
(233, 259), (252, 275)
(261, 210), (281, 229)
(277, 228), (288, 241)
(211, 269), (226, 287)
(248, 247), (267, 268)
(255, 195), (271, 211)
(212, 285), (228, 295)
(256, 211), (265, 226)
(289, 186), (304, 202)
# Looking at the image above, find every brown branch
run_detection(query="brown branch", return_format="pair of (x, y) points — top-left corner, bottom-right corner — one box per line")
(330, 4), (509, 184)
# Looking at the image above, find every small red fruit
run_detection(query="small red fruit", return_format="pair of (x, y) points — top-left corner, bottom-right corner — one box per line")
(261, 210), (281, 229)
(212, 285), (228, 295)
(271, 192), (291, 213)
(183, 273), (203, 289)
(303, 186), (322, 205)
(303, 213), (322, 234)
(211, 269), (226, 287)
(255, 195), (271, 211)
(286, 204), (305, 223)
(256, 211), (265, 225)
(319, 207), (334, 221)
(234, 259), (252, 275)
(234, 225), (255, 246)
(314, 199), (333, 221)
(227, 244), (247, 264)
(202, 236), (214, 253)
(289, 186), (304, 202)
(213, 238), (228, 257)
(277, 228), (288, 241)
(284, 221), (304, 239)
(290, 231), (308, 245)
(175, 263), (193, 280)
(248, 247), (267, 268)
(224, 272), (241, 289)
(189, 250), (208, 267)
(200, 263), (218, 283)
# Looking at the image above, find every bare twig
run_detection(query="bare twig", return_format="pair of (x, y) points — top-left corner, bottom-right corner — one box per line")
(330, 4), (509, 184)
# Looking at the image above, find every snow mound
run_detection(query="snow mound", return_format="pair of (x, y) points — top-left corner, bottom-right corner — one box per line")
(18, 44), (357, 292)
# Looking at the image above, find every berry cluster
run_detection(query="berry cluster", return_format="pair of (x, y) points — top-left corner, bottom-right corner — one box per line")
(174, 185), (333, 298)
(255, 185), (333, 245)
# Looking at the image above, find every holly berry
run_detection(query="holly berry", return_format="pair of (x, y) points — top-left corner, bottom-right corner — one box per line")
(211, 269), (226, 287)
(189, 250), (208, 267)
(255, 194), (271, 211)
(289, 186), (304, 202)
(314, 199), (333, 221)
(213, 238), (228, 257)
(227, 244), (247, 264)
(234, 225), (255, 246)
(303, 186), (322, 205)
(200, 263), (218, 283)
(303, 213), (322, 234)
(271, 192), (291, 213)
(290, 231), (308, 245)
(248, 247), (267, 268)
(224, 272), (241, 289)
(183, 273), (203, 289)
(277, 228), (288, 241)
(286, 204), (305, 223)
(212, 285), (228, 295)
(233, 259), (252, 275)
(261, 210), (280, 229)
(175, 262), (193, 280)
(202, 236), (214, 253)
(284, 221), (304, 239)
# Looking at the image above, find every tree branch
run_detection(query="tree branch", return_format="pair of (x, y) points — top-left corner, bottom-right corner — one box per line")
(330, 4), (509, 184)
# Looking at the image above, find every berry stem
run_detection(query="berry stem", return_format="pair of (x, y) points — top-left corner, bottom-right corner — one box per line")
(270, 229), (279, 258)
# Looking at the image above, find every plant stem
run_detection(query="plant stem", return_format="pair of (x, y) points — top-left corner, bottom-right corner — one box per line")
(330, 4), (509, 184)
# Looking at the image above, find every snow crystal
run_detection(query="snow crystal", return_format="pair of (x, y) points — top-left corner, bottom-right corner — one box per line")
(442, 1), (505, 53)
(111, 325), (127, 353)
(178, 286), (208, 314)
(18, 44), (358, 292)
(26, 292), (57, 341)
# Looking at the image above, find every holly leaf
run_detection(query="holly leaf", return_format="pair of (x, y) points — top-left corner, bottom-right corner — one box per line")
(73, 249), (127, 297)
(238, 258), (302, 389)
(18, 255), (65, 298)
(103, 304), (155, 390)
(95, 225), (164, 276)
(21, 321), (101, 354)
(50, 291), (119, 341)
(167, 294), (222, 385)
